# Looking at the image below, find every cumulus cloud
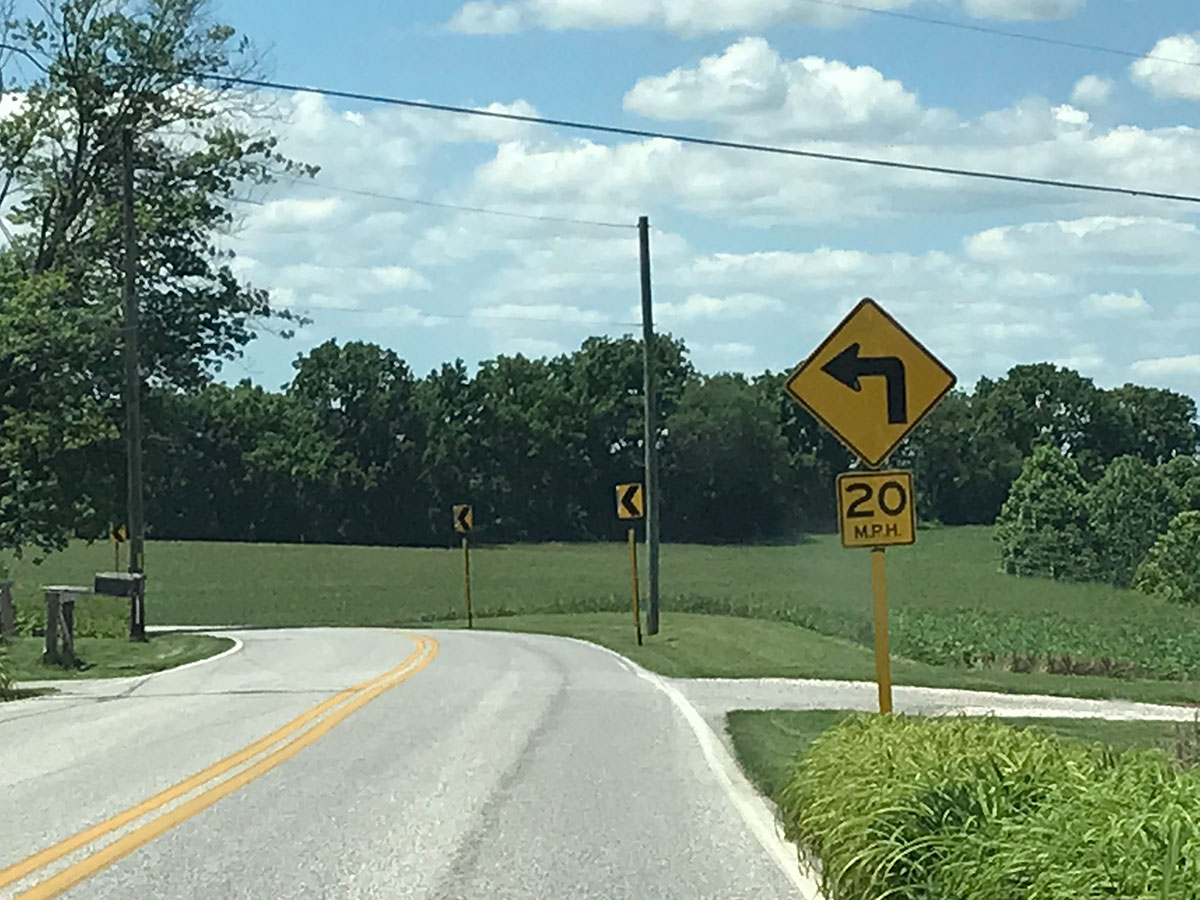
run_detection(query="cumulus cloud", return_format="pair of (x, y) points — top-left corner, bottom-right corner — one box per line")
(1083, 290), (1149, 316)
(959, 0), (1084, 21)
(623, 37), (942, 139)
(965, 217), (1200, 271)
(448, 0), (1084, 34)
(1131, 33), (1200, 100)
(1071, 75), (1112, 107)
(1132, 355), (1200, 376)
(654, 293), (784, 322)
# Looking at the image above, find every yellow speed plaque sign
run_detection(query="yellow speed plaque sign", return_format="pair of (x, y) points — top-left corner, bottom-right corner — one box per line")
(836, 470), (916, 548)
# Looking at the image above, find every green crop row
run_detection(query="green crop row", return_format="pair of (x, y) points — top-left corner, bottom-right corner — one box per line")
(779, 715), (1200, 900)
(893, 609), (1200, 681)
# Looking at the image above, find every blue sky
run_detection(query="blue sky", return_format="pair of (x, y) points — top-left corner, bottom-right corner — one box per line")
(201, 0), (1200, 399)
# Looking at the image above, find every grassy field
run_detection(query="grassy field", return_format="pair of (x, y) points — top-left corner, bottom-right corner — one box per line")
(5, 526), (1200, 697)
(1, 634), (232, 683)
(727, 709), (1200, 802)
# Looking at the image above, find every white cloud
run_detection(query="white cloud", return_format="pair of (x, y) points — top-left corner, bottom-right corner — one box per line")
(1131, 33), (1200, 100)
(1132, 355), (1200, 377)
(655, 293), (783, 322)
(959, 0), (1084, 21)
(358, 306), (449, 328)
(1053, 343), (1105, 370)
(1071, 75), (1112, 107)
(624, 37), (939, 139)
(711, 341), (756, 357)
(469, 303), (608, 324)
(1083, 290), (1150, 316)
(965, 217), (1200, 271)
(449, 0), (1083, 34)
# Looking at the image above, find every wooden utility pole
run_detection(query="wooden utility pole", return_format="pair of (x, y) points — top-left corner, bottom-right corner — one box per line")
(122, 128), (146, 639)
(638, 216), (660, 636)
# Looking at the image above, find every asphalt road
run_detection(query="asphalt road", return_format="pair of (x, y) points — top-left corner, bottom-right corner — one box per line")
(1, 629), (810, 900)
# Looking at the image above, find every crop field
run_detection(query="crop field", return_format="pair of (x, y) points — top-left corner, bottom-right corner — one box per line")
(5, 526), (1200, 691)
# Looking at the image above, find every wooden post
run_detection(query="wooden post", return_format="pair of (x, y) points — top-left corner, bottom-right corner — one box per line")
(0, 581), (13, 642)
(43, 590), (60, 665)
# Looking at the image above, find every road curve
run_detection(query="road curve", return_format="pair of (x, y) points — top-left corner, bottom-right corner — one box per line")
(0, 628), (807, 900)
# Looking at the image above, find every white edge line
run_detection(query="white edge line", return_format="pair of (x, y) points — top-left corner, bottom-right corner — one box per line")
(539, 633), (826, 899)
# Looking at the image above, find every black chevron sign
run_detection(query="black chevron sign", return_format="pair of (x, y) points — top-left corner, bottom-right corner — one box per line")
(453, 505), (473, 533)
(615, 483), (645, 520)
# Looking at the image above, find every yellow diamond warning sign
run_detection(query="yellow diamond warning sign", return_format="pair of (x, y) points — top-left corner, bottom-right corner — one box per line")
(786, 298), (956, 467)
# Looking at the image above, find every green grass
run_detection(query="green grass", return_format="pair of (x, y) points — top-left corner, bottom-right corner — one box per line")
(472, 612), (1200, 704)
(1, 633), (233, 682)
(726, 709), (1198, 804)
(6, 527), (1200, 700)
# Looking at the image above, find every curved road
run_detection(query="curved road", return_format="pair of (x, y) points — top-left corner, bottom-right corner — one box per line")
(0, 629), (808, 900)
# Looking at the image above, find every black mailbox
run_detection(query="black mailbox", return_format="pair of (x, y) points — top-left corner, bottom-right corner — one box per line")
(94, 572), (146, 597)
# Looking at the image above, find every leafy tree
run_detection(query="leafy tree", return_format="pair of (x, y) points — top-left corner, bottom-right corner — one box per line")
(1161, 456), (1200, 513)
(289, 341), (428, 545)
(756, 371), (850, 533)
(975, 364), (1120, 480)
(1133, 511), (1200, 606)
(0, 0), (312, 557)
(900, 391), (1023, 526)
(1086, 456), (1178, 587)
(1105, 384), (1199, 464)
(995, 445), (1096, 581)
(663, 374), (789, 542)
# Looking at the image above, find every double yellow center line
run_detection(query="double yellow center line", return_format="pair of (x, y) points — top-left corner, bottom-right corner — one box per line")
(1, 632), (439, 900)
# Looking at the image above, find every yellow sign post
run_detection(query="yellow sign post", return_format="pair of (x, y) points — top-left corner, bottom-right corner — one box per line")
(836, 471), (916, 548)
(616, 483), (645, 644)
(110, 523), (127, 570)
(786, 298), (956, 714)
(453, 506), (473, 628)
(870, 548), (892, 714)
(785, 298), (956, 467)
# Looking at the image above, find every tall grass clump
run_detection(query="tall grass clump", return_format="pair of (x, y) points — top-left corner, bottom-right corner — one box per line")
(778, 715), (1200, 900)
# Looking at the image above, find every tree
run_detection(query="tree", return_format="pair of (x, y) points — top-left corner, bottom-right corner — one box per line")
(662, 374), (790, 542)
(975, 364), (1120, 479)
(289, 341), (427, 545)
(995, 445), (1096, 581)
(1105, 384), (1199, 464)
(1133, 510), (1200, 606)
(0, 0), (312, 557)
(756, 371), (850, 533)
(1161, 456), (1200, 513)
(900, 391), (1023, 526)
(1086, 456), (1178, 587)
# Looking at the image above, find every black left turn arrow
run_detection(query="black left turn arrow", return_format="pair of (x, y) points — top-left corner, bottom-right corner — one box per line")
(456, 506), (472, 531)
(822, 342), (908, 424)
(621, 485), (642, 518)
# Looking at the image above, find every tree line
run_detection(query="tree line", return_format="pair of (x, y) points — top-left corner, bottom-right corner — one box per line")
(112, 339), (1197, 548)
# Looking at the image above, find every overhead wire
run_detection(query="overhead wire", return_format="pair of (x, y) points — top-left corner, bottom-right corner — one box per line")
(790, 0), (1200, 68)
(183, 69), (1200, 206)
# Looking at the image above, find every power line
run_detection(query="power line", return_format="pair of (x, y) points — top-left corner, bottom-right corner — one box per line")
(299, 307), (642, 329)
(188, 70), (1200, 206)
(284, 180), (634, 229)
(792, 0), (1200, 68)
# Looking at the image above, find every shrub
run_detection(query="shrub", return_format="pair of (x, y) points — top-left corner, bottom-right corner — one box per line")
(0, 648), (11, 698)
(778, 715), (1200, 900)
(1134, 510), (1200, 606)
(1087, 455), (1179, 587)
(996, 446), (1096, 581)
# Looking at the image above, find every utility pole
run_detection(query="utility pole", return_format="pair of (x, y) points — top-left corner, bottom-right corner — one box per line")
(121, 129), (146, 604)
(638, 216), (660, 636)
